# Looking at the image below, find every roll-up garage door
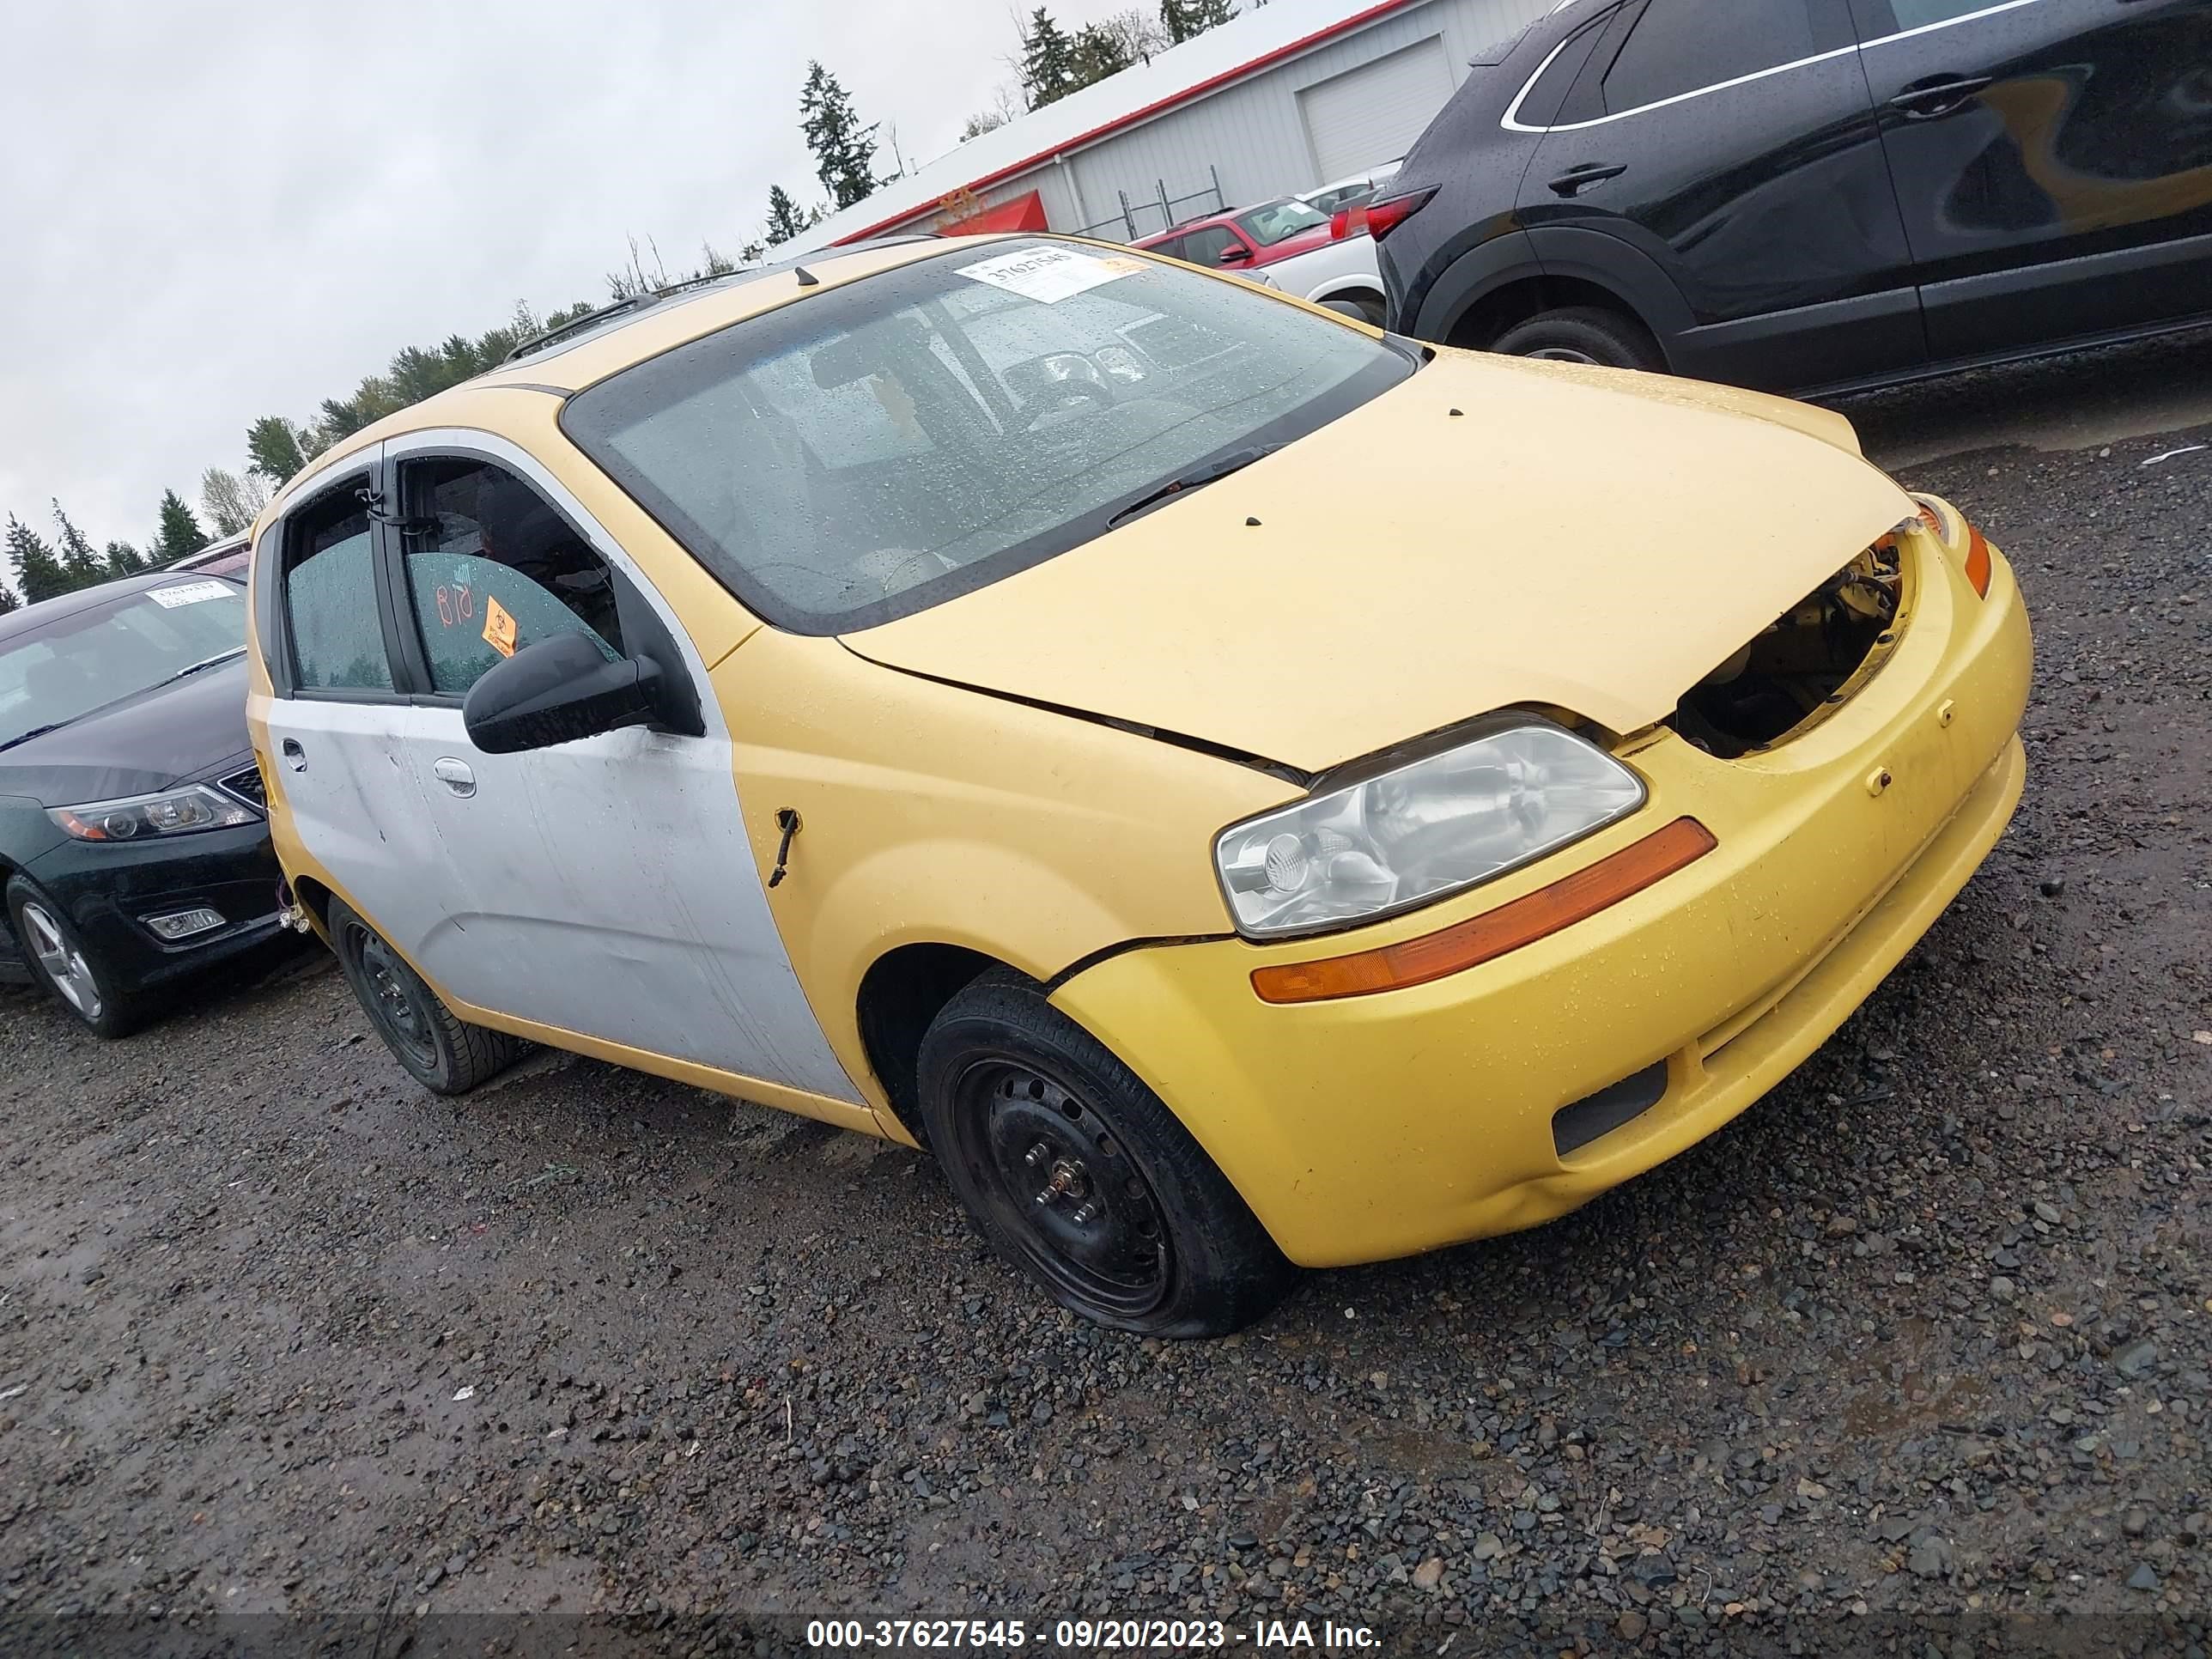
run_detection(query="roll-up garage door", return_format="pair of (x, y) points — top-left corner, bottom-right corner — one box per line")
(1297, 37), (1455, 180)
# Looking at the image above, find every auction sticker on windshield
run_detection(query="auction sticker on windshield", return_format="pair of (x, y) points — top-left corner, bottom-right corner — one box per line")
(149, 580), (233, 608)
(956, 245), (1135, 305)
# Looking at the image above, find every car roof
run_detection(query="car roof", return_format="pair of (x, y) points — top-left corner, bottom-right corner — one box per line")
(166, 532), (250, 569)
(262, 233), (1011, 523)
(0, 569), (244, 647)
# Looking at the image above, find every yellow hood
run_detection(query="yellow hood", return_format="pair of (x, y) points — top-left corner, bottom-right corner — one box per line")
(843, 350), (1912, 774)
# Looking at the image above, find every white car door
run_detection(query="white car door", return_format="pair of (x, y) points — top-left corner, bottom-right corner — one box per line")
(375, 433), (861, 1105)
(256, 455), (453, 959)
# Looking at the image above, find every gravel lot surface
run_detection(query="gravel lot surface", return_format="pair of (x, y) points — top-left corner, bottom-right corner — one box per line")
(2, 377), (2208, 1656)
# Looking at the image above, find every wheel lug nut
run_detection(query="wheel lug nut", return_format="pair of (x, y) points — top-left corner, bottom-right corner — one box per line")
(1025, 1142), (1049, 1167)
(1071, 1201), (1099, 1224)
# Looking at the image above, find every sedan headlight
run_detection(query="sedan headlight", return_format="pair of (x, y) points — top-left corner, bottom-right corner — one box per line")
(1213, 720), (1645, 939)
(49, 784), (260, 842)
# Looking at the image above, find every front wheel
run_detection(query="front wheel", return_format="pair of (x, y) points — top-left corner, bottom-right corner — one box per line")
(6, 877), (149, 1038)
(327, 896), (525, 1093)
(1492, 305), (1662, 371)
(917, 972), (1295, 1337)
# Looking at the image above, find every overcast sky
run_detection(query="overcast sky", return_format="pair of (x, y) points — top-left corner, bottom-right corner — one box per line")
(1, 0), (1138, 559)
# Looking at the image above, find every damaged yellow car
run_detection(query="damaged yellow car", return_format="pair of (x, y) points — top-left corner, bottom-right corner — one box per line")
(245, 234), (2030, 1335)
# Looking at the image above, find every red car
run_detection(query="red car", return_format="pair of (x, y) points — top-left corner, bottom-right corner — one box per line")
(1133, 198), (1386, 324)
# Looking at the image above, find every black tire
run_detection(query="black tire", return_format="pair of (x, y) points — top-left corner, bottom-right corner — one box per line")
(326, 896), (524, 1093)
(5, 876), (152, 1038)
(1321, 296), (1384, 326)
(917, 971), (1295, 1338)
(1491, 305), (1662, 371)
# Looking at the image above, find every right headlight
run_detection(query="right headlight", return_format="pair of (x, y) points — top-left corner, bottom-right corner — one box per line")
(1213, 719), (1645, 940)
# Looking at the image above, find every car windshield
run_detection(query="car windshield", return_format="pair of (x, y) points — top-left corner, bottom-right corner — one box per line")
(0, 580), (246, 749)
(1233, 200), (1330, 246)
(563, 240), (1413, 633)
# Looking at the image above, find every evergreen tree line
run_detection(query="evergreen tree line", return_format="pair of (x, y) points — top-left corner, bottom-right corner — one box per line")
(0, 491), (214, 613)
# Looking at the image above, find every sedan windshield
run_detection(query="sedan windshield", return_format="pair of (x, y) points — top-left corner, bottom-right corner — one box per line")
(0, 581), (246, 749)
(563, 240), (1413, 633)
(1233, 200), (1330, 246)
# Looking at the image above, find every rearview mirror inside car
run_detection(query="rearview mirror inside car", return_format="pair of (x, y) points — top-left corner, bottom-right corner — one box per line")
(462, 631), (665, 754)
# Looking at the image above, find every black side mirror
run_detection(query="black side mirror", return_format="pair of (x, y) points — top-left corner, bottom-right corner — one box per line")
(463, 631), (664, 754)
(1217, 244), (1252, 265)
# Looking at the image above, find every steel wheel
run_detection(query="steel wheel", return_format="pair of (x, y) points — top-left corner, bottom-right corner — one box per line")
(952, 1058), (1172, 1321)
(1528, 345), (1600, 363)
(21, 901), (101, 1020)
(349, 927), (438, 1072)
(919, 971), (1297, 1336)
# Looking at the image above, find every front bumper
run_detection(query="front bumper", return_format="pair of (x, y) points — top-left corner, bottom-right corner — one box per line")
(23, 820), (286, 994)
(1053, 526), (2033, 1268)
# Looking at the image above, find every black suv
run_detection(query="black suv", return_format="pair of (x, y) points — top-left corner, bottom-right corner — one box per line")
(1375, 0), (2212, 393)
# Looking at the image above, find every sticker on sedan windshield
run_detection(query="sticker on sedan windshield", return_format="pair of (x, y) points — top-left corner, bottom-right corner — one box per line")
(482, 595), (518, 658)
(149, 580), (231, 608)
(956, 245), (1136, 305)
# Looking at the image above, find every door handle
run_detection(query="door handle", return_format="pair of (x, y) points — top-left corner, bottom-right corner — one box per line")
(1548, 162), (1626, 197)
(280, 738), (307, 772)
(1889, 75), (1992, 118)
(431, 757), (477, 798)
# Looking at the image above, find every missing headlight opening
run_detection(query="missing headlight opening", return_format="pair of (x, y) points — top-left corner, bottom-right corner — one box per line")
(1670, 538), (1906, 758)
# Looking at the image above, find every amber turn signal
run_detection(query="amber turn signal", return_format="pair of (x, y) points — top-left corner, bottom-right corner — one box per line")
(1963, 522), (1993, 599)
(1250, 817), (1718, 1005)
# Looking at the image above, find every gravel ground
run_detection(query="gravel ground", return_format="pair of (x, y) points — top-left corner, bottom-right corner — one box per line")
(2, 388), (2208, 1656)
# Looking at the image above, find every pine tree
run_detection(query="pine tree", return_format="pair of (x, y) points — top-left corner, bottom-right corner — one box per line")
(0, 579), (17, 616)
(52, 501), (104, 588)
(1019, 9), (1080, 107)
(6, 515), (72, 605)
(103, 542), (146, 578)
(246, 415), (308, 484)
(799, 63), (879, 210)
(764, 185), (810, 246)
(1161, 0), (1236, 46)
(1071, 21), (1135, 86)
(151, 490), (210, 565)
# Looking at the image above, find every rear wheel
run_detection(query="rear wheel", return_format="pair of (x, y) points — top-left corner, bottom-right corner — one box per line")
(1321, 295), (1386, 326)
(917, 971), (1295, 1337)
(327, 896), (524, 1093)
(1492, 305), (1662, 371)
(6, 877), (149, 1038)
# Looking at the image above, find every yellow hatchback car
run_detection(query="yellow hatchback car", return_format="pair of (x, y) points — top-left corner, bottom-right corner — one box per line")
(246, 234), (2030, 1335)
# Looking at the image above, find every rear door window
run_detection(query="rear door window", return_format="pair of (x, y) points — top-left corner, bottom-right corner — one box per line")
(280, 482), (392, 693)
(1601, 0), (1821, 113)
(1852, 0), (2005, 30)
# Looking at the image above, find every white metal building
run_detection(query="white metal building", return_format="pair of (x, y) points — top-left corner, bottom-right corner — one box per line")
(793, 0), (1550, 252)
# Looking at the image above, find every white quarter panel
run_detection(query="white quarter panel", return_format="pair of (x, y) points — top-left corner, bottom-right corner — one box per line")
(382, 428), (861, 1104)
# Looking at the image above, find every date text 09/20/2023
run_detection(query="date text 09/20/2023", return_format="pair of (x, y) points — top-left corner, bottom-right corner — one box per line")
(803, 1617), (1380, 1648)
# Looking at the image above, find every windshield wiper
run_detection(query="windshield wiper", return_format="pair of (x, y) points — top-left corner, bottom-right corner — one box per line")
(1105, 443), (1288, 528)
(155, 649), (246, 687)
(0, 722), (68, 754)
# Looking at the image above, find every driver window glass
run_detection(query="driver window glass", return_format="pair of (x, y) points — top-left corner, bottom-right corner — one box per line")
(282, 483), (393, 693)
(398, 459), (623, 696)
(1179, 226), (1237, 264)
